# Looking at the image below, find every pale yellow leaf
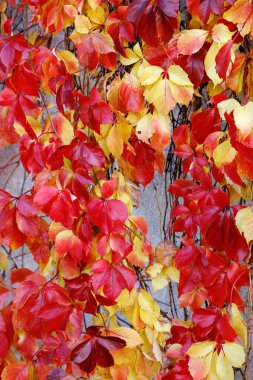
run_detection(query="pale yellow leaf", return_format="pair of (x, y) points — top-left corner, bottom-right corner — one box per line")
(88, 0), (101, 10)
(139, 65), (163, 86)
(168, 262), (180, 283)
(168, 65), (193, 86)
(205, 43), (223, 86)
(177, 29), (208, 55)
(168, 65), (194, 105)
(222, 342), (245, 368)
(144, 77), (175, 114)
(216, 349), (234, 380)
(153, 319), (171, 333)
(136, 114), (154, 143)
(138, 289), (160, 327)
(146, 263), (163, 278)
(233, 102), (253, 137)
(153, 340), (163, 363)
(230, 304), (247, 345)
(235, 206), (253, 244)
(187, 341), (216, 358)
(120, 43), (143, 66)
(212, 23), (234, 43)
(74, 15), (91, 34)
(217, 99), (240, 119)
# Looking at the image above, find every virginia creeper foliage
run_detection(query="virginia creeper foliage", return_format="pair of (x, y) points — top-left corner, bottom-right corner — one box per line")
(0, 0), (252, 379)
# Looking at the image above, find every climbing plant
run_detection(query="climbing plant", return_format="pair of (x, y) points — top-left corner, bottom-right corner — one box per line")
(0, 0), (252, 379)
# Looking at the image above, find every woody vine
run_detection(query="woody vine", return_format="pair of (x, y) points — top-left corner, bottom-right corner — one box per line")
(0, 0), (252, 379)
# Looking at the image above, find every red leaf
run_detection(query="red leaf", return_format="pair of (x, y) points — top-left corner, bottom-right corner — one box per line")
(186, 0), (225, 24)
(33, 186), (80, 228)
(215, 41), (234, 80)
(127, 0), (179, 46)
(119, 74), (144, 113)
(92, 259), (136, 300)
(107, 6), (135, 57)
(87, 198), (128, 235)
(200, 206), (249, 262)
(71, 328), (126, 374)
(78, 87), (114, 134)
(191, 107), (221, 144)
(101, 178), (117, 199)
(16, 195), (40, 239)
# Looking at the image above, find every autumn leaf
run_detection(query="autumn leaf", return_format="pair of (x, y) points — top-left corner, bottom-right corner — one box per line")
(33, 186), (80, 228)
(215, 41), (234, 80)
(107, 327), (143, 347)
(71, 326), (126, 374)
(72, 31), (116, 71)
(177, 29), (208, 55)
(91, 259), (136, 300)
(57, 49), (79, 75)
(187, 341), (245, 380)
(139, 64), (194, 114)
(127, 0), (179, 46)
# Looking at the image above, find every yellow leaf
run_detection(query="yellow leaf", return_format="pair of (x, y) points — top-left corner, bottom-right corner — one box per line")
(151, 270), (169, 291)
(144, 77), (175, 114)
(205, 43), (223, 86)
(235, 206), (253, 244)
(233, 102), (253, 137)
(168, 65), (194, 105)
(136, 111), (171, 149)
(187, 341), (216, 358)
(230, 304), (247, 345)
(177, 29), (208, 55)
(168, 65), (193, 87)
(213, 140), (237, 168)
(168, 261), (180, 283)
(107, 121), (131, 159)
(153, 319), (171, 333)
(108, 327), (143, 347)
(107, 125), (123, 158)
(0, 0), (7, 12)
(217, 99), (240, 119)
(147, 263), (163, 278)
(216, 349), (234, 380)
(120, 43), (143, 66)
(86, 3), (108, 25)
(57, 50), (79, 74)
(13, 121), (27, 137)
(0, 251), (9, 270)
(74, 15), (91, 34)
(138, 290), (160, 327)
(135, 350), (160, 378)
(212, 23), (234, 43)
(139, 65), (163, 86)
(116, 289), (136, 310)
(136, 114), (154, 143)
(222, 342), (245, 368)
